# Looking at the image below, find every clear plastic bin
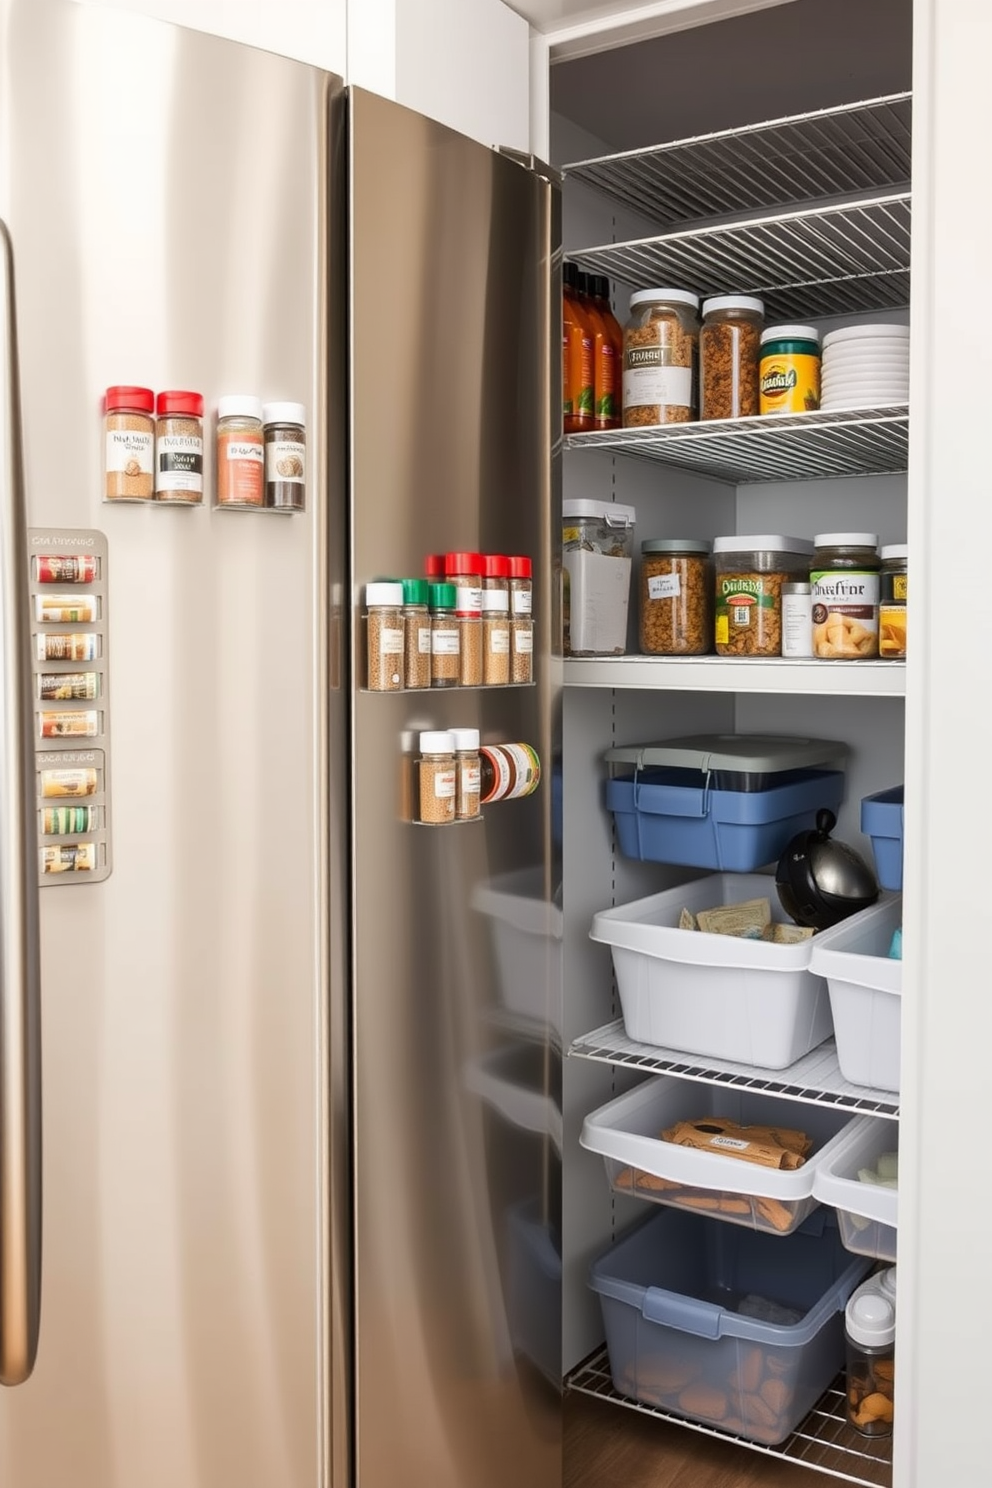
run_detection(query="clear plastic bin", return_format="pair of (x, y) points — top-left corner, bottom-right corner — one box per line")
(813, 1115), (898, 1263)
(563, 499), (635, 656)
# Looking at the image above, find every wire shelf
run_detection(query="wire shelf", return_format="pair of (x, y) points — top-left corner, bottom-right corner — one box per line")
(563, 93), (912, 228)
(569, 194), (911, 321)
(568, 1021), (899, 1119)
(564, 404), (908, 484)
(568, 1347), (893, 1487)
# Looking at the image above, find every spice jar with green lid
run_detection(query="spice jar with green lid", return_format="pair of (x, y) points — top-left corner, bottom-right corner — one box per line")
(429, 582), (460, 688)
(402, 578), (432, 689)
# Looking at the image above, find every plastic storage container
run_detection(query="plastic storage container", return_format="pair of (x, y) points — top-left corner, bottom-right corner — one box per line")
(471, 867), (563, 1038)
(604, 733), (848, 871)
(562, 499), (635, 656)
(813, 1115), (898, 1263)
(714, 535), (814, 656)
(861, 785), (904, 890)
(845, 1267), (896, 1435)
(622, 288), (699, 426)
(638, 539), (713, 655)
(590, 871), (834, 1068)
(589, 1207), (870, 1444)
(808, 895), (902, 1092)
(505, 1198), (562, 1386)
(581, 1076), (859, 1236)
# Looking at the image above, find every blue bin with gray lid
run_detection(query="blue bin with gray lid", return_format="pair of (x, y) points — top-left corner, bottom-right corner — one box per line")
(604, 733), (848, 871)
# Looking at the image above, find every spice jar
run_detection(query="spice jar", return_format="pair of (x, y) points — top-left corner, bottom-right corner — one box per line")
(700, 295), (763, 420)
(622, 288), (699, 426)
(759, 325), (821, 414)
(508, 555), (534, 683)
(263, 401), (306, 510)
(365, 581), (405, 691)
(879, 544), (907, 659)
(810, 533), (881, 659)
(417, 731), (457, 824)
(429, 582), (460, 688)
(104, 386), (155, 501)
(714, 535), (814, 656)
(481, 554), (511, 685)
(216, 394), (264, 507)
(479, 743), (541, 803)
(444, 552), (484, 687)
(450, 728), (482, 820)
(845, 1268), (896, 1436)
(639, 539), (713, 655)
(781, 581), (813, 658)
(155, 390), (204, 503)
(508, 555), (533, 617)
(401, 578), (432, 689)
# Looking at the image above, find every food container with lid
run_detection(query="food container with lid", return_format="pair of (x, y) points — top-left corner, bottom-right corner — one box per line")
(622, 289), (700, 427)
(844, 1267), (896, 1435)
(879, 544), (907, 658)
(810, 534), (881, 660)
(639, 539), (713, 655)
(700, 295), (764, 420)
(714, 535), (814, 657)
(563, 499), (635, 655)
(759, 326), (821, 415)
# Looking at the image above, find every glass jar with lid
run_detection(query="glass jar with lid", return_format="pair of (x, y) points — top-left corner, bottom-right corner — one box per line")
(481, 554), (511, 685)
(622, 288), (699, 427)
(639, 539), (713, 655)
(879, 544), (907, 659)
(810, 533), (881, 660)
(402, 578), (432, 689)
(700, 295), (764, 420)
(365, 581), (405, 690)
(444, 552), (484, 686)
(759, 325), (821, 415)
(714, 535), (814, 656)
(417, 732), (456, 824)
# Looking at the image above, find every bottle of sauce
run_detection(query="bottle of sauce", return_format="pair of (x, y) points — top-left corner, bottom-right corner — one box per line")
(591, 275), (623, 429)
(563, 261), (594, 433)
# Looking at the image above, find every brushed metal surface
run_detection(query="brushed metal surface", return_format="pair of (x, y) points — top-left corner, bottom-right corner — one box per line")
(0, 220), (43, 1387)
(0, 4), (345, 1485)
(349, 88), (563, 1488)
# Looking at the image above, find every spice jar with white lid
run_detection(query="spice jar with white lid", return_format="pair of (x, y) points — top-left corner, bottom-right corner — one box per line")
(365, 581), (405, 691)
(810, 533), (881, 659)
(481, 554), (511, 685)
(622, 288), (699, 426)
(216, 394), (264, 507)
(781, 581), (813, 658)
(450, 728), (481, 819)
(700, 295), (764, 420)
(417, 731), (457, 824)
(845, 1268), (896, 1436)
(104, 386), (155, 501)
(263, 401), (306, 510)
(155, 390), (204, 503)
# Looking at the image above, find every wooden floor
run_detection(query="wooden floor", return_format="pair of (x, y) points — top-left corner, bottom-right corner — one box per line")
(564, 1392), (821, 1488)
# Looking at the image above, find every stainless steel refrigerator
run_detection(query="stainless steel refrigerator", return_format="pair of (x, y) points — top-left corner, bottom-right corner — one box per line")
(0, 5), (561, 1487)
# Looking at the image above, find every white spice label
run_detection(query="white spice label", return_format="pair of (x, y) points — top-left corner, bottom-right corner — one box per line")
(514, 628), (533, 653)
(454, 583), (483, 613)
(225, 441), (264, 465)
(432, 628), (460, 655)
(106, 429), (153, 475)
(482, 589), (509, 613)
(512, 590), (532, 615)
(462, 764), (481, 795)
(157, 433), (204, 492)
(489, 627), (511, 654)
(622, 364), (692, 411)
(417, 626), (431, 654)
(266, 440), (305, 483)
(380, 627), (404, 655)
(434, 769), (456, 799)
(648, 572), (682, 601)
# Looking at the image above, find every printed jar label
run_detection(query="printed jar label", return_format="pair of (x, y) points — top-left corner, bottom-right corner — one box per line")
(266, 440), (305, 483)
(379, 627), (404, 655)
(454, 583), (483, 613)
(488, 627), (511, 654)
(36, 632), (98, 662)
(35, 554), (97, 584)
(511, 589), (532, 615)
(41, 843), (96, 874)
(881, 571), (908, 605)
(461, 764), (481, 795)
(42, 805), (97, 835)
(36, 594), (97, 623)
(622, 361), (692, 412)
(433, 768), (456, 799)
(157, 434), (204, 492)
(432, 628), (460, 655)
(810, 569), (880, 658)
(647, 572), (682, 601)
(759, 355), (820, 414)
(39, 671), (99, 702)
(218, 433), (264, 505)
(503, 743), (541, 799)
(513, 627), (533, 654)
(40, 710), (99, 739)
(417, 626), (432, 654)
(40, 767), (98, 798)
(106, 429), (153, 476)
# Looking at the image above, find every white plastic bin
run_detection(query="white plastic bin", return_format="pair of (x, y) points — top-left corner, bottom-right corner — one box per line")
(590, 872), (833, 1068)
(471, 868), (563, 1039)
(812, 1115), (898, 1263)
(808, 896), (902, 1093)
(581, 1076), (858, 1236)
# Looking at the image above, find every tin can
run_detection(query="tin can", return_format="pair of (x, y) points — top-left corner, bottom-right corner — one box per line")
(879, 545), (907, 659)
(36, 554), (97, 584)
(810, 533), (881, 659)
(759, 325), (821, 414)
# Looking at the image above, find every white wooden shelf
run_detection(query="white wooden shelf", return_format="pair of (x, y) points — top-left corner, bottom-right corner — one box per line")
(564, 656), (906, 696)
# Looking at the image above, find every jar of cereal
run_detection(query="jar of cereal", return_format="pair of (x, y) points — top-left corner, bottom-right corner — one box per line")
(639, 539), (713, 655)
(714, 535), (814, 657)
(622, 289), (699, 427)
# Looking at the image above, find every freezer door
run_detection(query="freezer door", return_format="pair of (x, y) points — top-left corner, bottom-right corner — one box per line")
(0, 3), (348, 1487)
(349, 89), (563, 1488)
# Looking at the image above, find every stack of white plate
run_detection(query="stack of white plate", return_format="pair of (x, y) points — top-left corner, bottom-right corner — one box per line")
(819, 325), (910, 411)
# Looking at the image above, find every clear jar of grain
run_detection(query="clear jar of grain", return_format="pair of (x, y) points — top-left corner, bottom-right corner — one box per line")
(481, 554), (511, 685)
(444, 552), (484, 687)
(450, 727), (482, 820)
(402, 578), (432, 689)
(155, 390), (204, 503)
(511, 617), (534, 683)
(508, 555), (533, 616)
(699, 295), (763, 420)
(429, 582), (460, 688)
(365, 581), (405, 691)
(104, 386), (155, 501)
(639, 538), (713, 655)
(622, 288), (699, 427)
(713, 535), (814, 657)
(417, 731), (457, 824)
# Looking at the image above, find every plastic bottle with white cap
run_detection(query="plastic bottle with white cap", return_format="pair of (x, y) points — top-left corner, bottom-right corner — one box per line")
(845, 1266), (896, 1435)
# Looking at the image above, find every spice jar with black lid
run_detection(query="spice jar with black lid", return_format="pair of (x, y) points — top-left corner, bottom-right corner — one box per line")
(105, 386), (155, 501)
(155, 390), (204, 504)
(263, 401), (306, 510)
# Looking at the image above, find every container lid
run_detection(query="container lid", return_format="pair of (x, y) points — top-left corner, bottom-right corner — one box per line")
(481, 554), (510, 578)
(641, 538), (711, 555)
(760, 324), (821, 346)
(366, 581), (404, 606)
(444, 551), (485, 574)
(262, 401), (306, 426)
(428, 581), (457, 608)
(424, 554), (446, 577)
(450, 727), (480, 750)
(701, 294), (765, 316)
(420, 731), (454, 754)
(880, 544), (908, 561)
(156, 389), (204, 417)
(563, 499), (636, 526)
(603, 732), (849, 775)
(217, 394), (263, 421)
(629, 287), (700, 312)
(507, 555), (532, 579)
(712, 534), (814, 555)
(401, 578), (429, 605)
(846, 1281), (896, 1348)
(813, 533), (879, 549)
(105, 385), (154, 414)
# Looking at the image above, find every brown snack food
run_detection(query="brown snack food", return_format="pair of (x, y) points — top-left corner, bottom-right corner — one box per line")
(639, 540), (713, 655)
(631, 1359), (701, 1397)
(754, 1196), (798, 1232)
(737, 1345), (765, 1395)
(660, 1115), (810, 1169)
(760, 1376), (794, 1415)
(742, 1392), (778, 1431)
(678, 1383), (728, 1421)
(622, 290), (698, 427)
(714, 568), (788, 656)
(700, 297), (763, 420)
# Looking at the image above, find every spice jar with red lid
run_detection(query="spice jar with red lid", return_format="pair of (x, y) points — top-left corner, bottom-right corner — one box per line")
(444, 552), (484, 686)
(155, 390), (204, 504)
(105, 386), (155, 501)
(481, 554), (511, 685)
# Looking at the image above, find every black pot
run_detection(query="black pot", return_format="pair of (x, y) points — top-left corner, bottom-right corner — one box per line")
(776, 808), (879, 931)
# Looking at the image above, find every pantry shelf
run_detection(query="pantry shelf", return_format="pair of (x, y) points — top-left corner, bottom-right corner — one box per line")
(567, 1348), (892, 1488)
(564, 404), (908, 483)
(568, 1021), (899, 1120)
(563, 656), (906, 697)
(568, 194), (911, 321)
(562, 92), (912, 229)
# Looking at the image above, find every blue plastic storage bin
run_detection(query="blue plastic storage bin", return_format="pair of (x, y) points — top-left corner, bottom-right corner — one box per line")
(860, 786), (904, 890)
(589, 1207), (870, 1444)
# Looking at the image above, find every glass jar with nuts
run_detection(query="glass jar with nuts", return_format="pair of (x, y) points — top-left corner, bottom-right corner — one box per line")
(700, 295), (764, 420)
(622, 288), (699, 427)
(713, 535), (814, 657)
(639, 539), (713, 655)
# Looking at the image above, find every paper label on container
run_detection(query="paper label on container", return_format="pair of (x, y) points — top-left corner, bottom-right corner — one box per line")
(647, 572), (682, 601)
(514, 628), (533, 653)
(461, 764), (481, 795)
(40, 767), (98, 798)
(512, 590), (532, 615)
(489, 627), (511, 654)
(622, 363), (692, 412)
(39, 710), (99, 740)
(41, 842), (96, 874)
(564, 549), (631, 654)
(266, 440), (305, 483)
(36, 594), (97, 623)
(454, 584), (483, 613)
(418, 626), (432, 654)
(380, 627), (404, 655)
(432, 628), (459, 655)
(434, 769), (456, 799)
(36, 632), (99, 662)
(157, 434), (204, 492)
(106, 429), (153, 475)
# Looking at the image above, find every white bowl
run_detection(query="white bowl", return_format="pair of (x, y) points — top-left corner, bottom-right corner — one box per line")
(822, 324), (911, 349)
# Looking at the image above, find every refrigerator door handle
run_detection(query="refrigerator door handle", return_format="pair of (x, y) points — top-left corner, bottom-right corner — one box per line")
(0, 218), (43, 1388)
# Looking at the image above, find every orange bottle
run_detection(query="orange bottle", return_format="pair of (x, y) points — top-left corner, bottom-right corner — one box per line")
(563, 261), (594, 433)
(587, 273), (623, 430)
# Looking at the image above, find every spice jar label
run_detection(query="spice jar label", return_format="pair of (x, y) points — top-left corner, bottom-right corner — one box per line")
(36, 594), (97, 623)
(379, 627), (404, 655)
(37, 633), (98, 662)
(462, 765), (481, 795)
(265, 440), (305, 483)
(40, 767), (99, 798)
(489, 628), (511, 654)
(417, 627), (431, 654)
(157, 433), (203, 489)
(647, 573), (682, 601)
(40, 710), (99, 739)
(514, 629), (533, 653)
(622, 360), (692, 411)
(42, 805), (97, 835)
(36, 554), (97, 584)
(511, 590), (532, 615)
(433, 769), (456, 799)
(39, 672), (99, 702)
(432, 629), (459, 655)
(454, 583), (483, 612)
(105, 429), (153, 476)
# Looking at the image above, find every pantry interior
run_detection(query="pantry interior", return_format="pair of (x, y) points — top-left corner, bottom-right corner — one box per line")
(541, 0), (918, 1480)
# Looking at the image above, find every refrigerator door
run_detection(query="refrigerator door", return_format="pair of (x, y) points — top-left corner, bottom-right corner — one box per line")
(0, 5), (349, 1488)
(349, 89), (562, 1488)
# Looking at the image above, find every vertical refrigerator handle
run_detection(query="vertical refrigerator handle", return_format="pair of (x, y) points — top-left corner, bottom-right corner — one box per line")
(0, 219), (42, 1387)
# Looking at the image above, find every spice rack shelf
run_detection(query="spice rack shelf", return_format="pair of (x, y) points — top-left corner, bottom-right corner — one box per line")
(564, 404), (908, 484)
(562, 93), (911, 229)
(567, 1349), (893, 1488)
(563, 656), (905, 697)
